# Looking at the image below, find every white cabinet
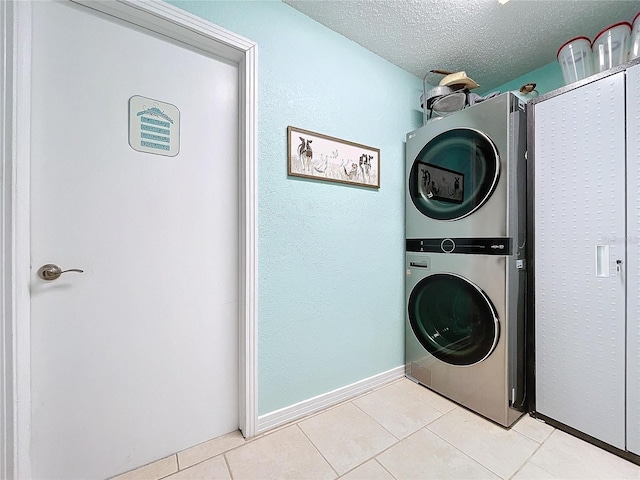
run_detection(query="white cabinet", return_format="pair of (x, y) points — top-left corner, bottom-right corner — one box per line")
(532, 61), (640, 456)
(626, 62), (640, 456)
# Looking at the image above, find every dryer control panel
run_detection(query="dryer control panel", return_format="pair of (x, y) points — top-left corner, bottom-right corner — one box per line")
(406, 237), (512, 255)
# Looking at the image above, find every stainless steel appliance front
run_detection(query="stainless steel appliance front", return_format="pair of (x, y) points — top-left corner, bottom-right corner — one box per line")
(405, 251), (525, 426)
(405, 93), (526, 239)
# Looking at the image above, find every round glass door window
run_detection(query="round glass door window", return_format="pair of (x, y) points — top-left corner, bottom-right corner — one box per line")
(408, 128), (500, 221)
(408, 273), (499, 366)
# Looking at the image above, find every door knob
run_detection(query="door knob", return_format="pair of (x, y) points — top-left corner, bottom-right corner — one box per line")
(37, 264), (84, 281)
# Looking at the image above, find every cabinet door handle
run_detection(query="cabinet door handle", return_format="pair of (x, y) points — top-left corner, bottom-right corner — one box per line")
(595, 245), (610, 277)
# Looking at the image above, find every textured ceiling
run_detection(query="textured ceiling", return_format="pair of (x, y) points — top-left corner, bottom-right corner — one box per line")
(283, 0), (640, 92)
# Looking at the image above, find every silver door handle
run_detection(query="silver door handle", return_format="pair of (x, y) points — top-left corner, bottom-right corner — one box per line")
(37, 264), (84, 281)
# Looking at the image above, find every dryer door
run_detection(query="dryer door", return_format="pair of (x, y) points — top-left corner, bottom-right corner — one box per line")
(408, 273), (499, 366)
(408, 128), (500, 221)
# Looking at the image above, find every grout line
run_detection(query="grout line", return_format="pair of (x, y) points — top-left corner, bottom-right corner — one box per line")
(350, 400), (402, 441)
(335, 401), (440, 475)
(510, 423), (559, 479)
(512, 414), (556, 444)
(349, 385), (447, 440)
(373, 457), (398, 480)
(156, 454), (179, 480)
(222, 452), (234, 480)
(172, 454), (179, 476)
(170, 452), (236, 476)
(507, 439), (547, 480)
(170, 431), (250, 473)
(294, 423), (340, 478)
(293, 391), (408, 478)
(336, 462), (372, 478)
(371, 428), (424, 464)
(424, 419), (511, 479)
(333, 435), (398, 480)
(171, 434), (254, 471)
(510, 422), (545, 443)
(175, 450), (182, 472)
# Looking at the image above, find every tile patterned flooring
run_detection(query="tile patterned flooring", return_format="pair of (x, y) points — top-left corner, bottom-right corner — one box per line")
(113, 378), (640, 480)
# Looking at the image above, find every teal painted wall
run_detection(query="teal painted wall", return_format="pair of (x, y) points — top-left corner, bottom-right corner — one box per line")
(486, 61), (565, 97)
(168, 0), (423, 415)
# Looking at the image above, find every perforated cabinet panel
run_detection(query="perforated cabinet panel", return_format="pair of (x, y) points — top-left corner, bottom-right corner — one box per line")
(626, 63), (640, 456)
(534, 72), (626, 449)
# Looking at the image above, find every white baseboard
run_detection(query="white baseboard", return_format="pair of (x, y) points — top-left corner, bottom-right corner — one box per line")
(256, 366), (405, 434)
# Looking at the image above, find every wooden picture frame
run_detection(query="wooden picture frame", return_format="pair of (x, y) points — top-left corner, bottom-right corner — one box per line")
(287, 126), (380, 188)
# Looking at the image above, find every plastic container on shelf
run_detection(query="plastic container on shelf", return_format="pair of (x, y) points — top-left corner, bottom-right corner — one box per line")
(592, 22), (632, 73)
(557, 36), (593, 85)
(630, 12), (640, 61)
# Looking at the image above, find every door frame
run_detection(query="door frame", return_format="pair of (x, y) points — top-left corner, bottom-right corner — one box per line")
(0, 1), (258, 477)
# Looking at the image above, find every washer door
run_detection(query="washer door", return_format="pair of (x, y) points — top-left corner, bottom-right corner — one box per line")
(408, 128), (500, 221)
(408, 273), (499, 366)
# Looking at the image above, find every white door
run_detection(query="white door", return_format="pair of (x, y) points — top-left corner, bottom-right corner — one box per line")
(29, 2), (239, 478)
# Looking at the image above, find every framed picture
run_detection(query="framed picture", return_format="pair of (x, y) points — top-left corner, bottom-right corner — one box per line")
(287, 126), (380, 188)
(416, 162), (464, 204)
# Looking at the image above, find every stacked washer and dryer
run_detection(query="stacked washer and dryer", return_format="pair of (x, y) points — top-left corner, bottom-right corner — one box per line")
(404, 93), (527, 427)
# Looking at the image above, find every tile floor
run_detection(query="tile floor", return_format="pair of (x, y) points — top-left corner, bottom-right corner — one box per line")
(113, 378), (640, 480)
